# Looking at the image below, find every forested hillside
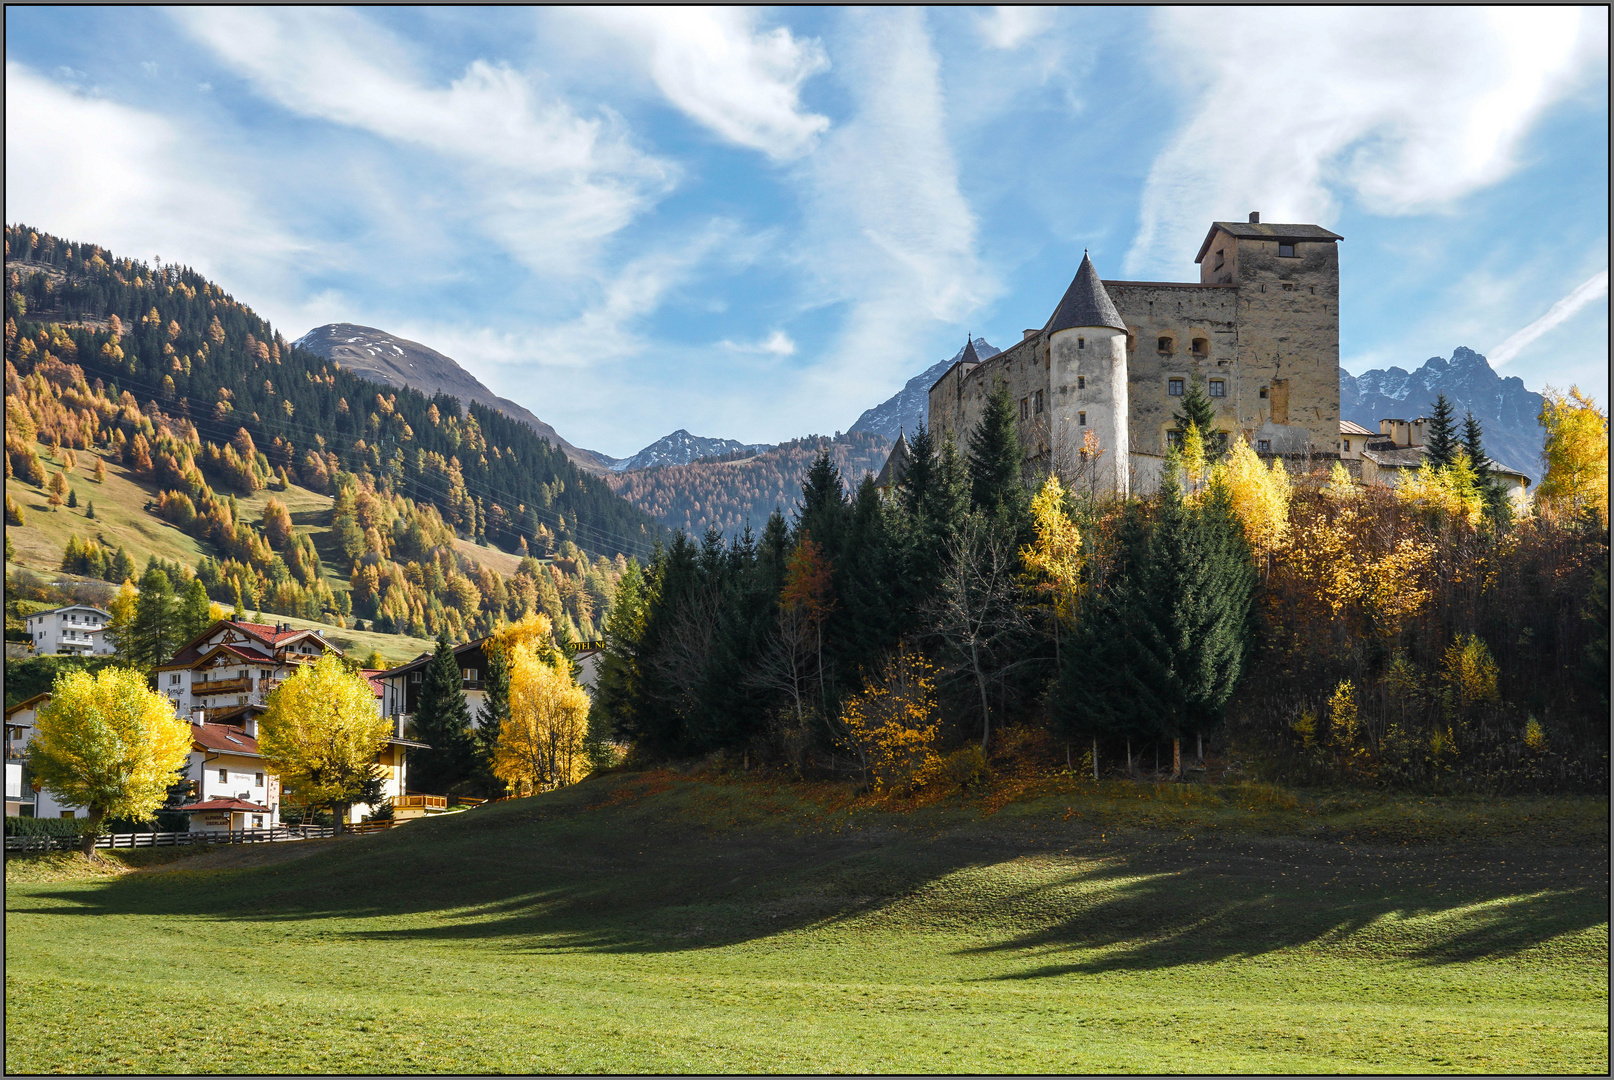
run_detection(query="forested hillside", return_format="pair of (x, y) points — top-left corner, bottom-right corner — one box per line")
(606, 431), (891, 539)
(4, 225), (660, 561)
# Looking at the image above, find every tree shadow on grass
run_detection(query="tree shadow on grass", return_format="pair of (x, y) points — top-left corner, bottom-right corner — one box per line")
(10, 777), (1608, 971)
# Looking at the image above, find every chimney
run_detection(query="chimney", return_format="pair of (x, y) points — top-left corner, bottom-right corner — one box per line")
(191, 705), (206, 727)
(1023, 329), (1038, 341)
(1249, 211), (1260, 223)
(242, 716), (257, 738)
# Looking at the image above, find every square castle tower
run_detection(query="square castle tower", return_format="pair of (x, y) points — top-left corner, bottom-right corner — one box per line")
(926, 213), (1343, 493)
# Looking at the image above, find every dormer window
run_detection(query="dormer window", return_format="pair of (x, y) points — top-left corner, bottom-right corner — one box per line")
(1278, 242), (1296, 257)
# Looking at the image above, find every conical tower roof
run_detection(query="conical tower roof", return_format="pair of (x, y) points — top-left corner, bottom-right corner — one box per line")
(875, 430), (911, 489)
(1048, 252), (1125, 334)
(960, 336), (981, 365)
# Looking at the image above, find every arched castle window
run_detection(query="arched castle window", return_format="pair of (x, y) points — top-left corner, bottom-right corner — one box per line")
(1157, 336), (1174, 354)
(1192, 337), (1208, 356)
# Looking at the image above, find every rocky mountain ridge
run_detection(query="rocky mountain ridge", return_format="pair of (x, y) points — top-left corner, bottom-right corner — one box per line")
(610, 429), (774, 472)
(1341, 346), (1545, 481)
(292, 324), (618, 475)
(848, 337), (1001, 441)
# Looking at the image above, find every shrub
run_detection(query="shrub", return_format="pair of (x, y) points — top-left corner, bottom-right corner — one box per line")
(939, 745), (991, 792)
(4, 816), (94, 837)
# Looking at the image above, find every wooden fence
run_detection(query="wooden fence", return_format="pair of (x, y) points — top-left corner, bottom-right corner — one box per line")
(4, 825), (334, 854)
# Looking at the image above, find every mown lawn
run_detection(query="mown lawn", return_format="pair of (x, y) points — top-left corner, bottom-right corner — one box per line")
(5, 774), (1607, 1074)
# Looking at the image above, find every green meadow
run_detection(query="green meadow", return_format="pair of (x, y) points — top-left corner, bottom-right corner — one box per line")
(5, 774), (1607, 1074)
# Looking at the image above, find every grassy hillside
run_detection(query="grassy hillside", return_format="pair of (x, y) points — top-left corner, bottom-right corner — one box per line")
(6, 439), (436, 664)
(6, 773), (1605, 1073)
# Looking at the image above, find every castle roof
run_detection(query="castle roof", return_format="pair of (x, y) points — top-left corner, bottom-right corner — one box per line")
(960, 337), (981, 366)
(1048, 253), (1126, 334)
(875, 431), (910, 490)
(1195, 222), (1343, 264)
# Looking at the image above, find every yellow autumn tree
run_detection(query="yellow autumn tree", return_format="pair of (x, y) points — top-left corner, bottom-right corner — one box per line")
(495, 644), (590, 794)
(1181, 422), (1208, 492)
(1321, 460), (1359, 501)
(1396, 450), (1485, 527)
(104, 579), (139, 661)
(1213, 435), (1292, 559)
(27, 667), (193, 856)
(1536, 385), (1608, 524)
(1020, 475), (1083, 656)
(840, 645), (943, 793)
(1440, 633), (1499, 721)
(258, 655), (392, 832)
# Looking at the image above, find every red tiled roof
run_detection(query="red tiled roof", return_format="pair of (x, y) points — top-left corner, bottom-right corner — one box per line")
(361, 670), (386, 698)
(191, 723), (262, 756)
(179, 798), (273, 813)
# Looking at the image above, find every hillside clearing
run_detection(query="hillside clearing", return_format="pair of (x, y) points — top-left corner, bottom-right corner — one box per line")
(6, 775), (1606, 1074)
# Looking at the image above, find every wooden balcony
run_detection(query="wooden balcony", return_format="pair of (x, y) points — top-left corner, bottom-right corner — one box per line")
(394, 795), (448, 811)
(192, 677), (252, 695)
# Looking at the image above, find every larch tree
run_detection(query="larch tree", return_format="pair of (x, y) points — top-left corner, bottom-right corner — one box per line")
(1536, 386), (1608, 525)
(28, 667), (193, 856)
(92, 456), (106, 484)
(1020, 475), (1083, 662)
(104, 580), (139, 660)
(261, 497), (293, 550)
(495, 644), (592, 794)
(258, 654), (392, 832)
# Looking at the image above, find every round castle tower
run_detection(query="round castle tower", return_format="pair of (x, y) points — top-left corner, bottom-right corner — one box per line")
(1047, 252), (1129, 495)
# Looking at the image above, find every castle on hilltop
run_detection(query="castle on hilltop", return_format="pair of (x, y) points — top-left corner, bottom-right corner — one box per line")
(917, 213), (1343, 494)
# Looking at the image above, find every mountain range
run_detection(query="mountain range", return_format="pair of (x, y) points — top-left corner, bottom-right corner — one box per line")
(1341, 346), (1545, 481)
(848, 337), (1001, 441)
(609, 429), (773, 472)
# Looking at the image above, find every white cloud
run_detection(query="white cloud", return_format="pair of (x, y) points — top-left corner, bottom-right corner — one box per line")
(721, 330), (796, 356)
(4, 61), (307, 299)
(793, 8), (994, 420)
(1127, 8), (1603, 276)
(1489, 269), (1609, 368)
(172, 7), (672, 276)
(577, 8), (829, 161)
(976, 7), (1055, 50)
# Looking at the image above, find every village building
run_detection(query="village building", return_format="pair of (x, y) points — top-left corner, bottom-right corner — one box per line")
(154, 617), (345, 717)
(1359, 418), (1532, 509)
(5, 694), (47, 817)
(1338, 420), (1376, 461)
(919, 213), (1344, 494)
(21, 604), (114, 656)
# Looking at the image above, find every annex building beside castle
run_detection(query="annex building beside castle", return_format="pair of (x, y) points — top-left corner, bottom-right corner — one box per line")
(924, 213), (1343, 494)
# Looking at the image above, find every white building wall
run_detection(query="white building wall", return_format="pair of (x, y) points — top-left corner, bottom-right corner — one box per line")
(24, 606), (112, 656)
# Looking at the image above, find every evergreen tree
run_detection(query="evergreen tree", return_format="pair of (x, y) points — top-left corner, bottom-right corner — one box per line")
(176, 577), (214, 644)
(1173, 375), (1218, 437)
(1424, 394), (1459, 469)
(84, 498), (95, 520)
(1461, 410), (1512, 526)
(130, 566), (177, 669)
(472, 639), (511, 798)
(795, 451), (849, 553)
(410, 632), (475, 795)
(66, 487), (77, 508)
(107, 545), (136, 585)
(897, 423), (936, 519)
(966, 380), (1031, 540)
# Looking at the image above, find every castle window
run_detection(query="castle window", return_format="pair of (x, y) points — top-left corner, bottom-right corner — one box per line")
(1214, 250), (1224, 270)
(1208, 379), (1225, 398)
(1343, 439), (1351, 452)
(1192, 338), (1208, 356)
(1167, 430), (1184, 449)
(1020, 398), (1029, 420)
(1259, 387), (1269, 399)
(1076, 376), (1085, 390)
(1257, 439), (1271, 452)
(1278, 242), (1296, 257)
(1168, 378), (1184, 396)
(1157, 336), (1174, 354)
(1077, 337), (1085, 349)
(1034, 390), (1044, 414)
(1078, 412), (1087, 426)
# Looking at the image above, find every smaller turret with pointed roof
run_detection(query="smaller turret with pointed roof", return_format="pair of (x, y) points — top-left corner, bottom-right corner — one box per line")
(1047, 251), (1130, 496)
(1048, 252), (1126, 334)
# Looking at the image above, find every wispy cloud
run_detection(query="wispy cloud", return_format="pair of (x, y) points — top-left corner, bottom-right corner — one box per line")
(794, 8), (995, 420)
(976, 7), (1055, 51)
(576, 8), (830, 161)
(4, 61), (309, 305)
(173, 7), (672, 277)
(1127, 8), (1601, 276)
(721, 330), (796, 356)
(1490, 269), (1609, 368)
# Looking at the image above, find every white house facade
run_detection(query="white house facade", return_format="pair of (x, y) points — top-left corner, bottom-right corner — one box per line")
(22, 604), (114, 656)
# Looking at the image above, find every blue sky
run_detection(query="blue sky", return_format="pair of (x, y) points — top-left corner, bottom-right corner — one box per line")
(6, 7), (1607, 457)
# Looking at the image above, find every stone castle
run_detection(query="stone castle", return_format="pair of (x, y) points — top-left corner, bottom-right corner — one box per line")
(920, 213), (1343, 494)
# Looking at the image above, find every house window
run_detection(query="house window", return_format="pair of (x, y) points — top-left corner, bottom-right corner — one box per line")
(1278, 242), (1296, 257)
(1076, 376), (1085, 390)
(253, 815), (263, 829)
(1259, 387), (1269, 399)
(1020, 398), (1029, 420)
(1157, 336), (1174, 354)
(218, 769), (228, 783)
(1168, 379), (1184, 396)
(1077, 337), (1085, 349)
(1078, 412), (1087, 426)
(1034, 390), (1044, 414)
(170, 674), (181, 685)
(1257, 439), (1271, 452)
(1209, 380), (1226, 398)
(462, 668), (478, 682)
(1192, 338), (1208, 356)
(1343, 439), (1351, 452)
(410, 672), (423, 684)
(61, 810), (76, 819)
(255, 772), (265, 787)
